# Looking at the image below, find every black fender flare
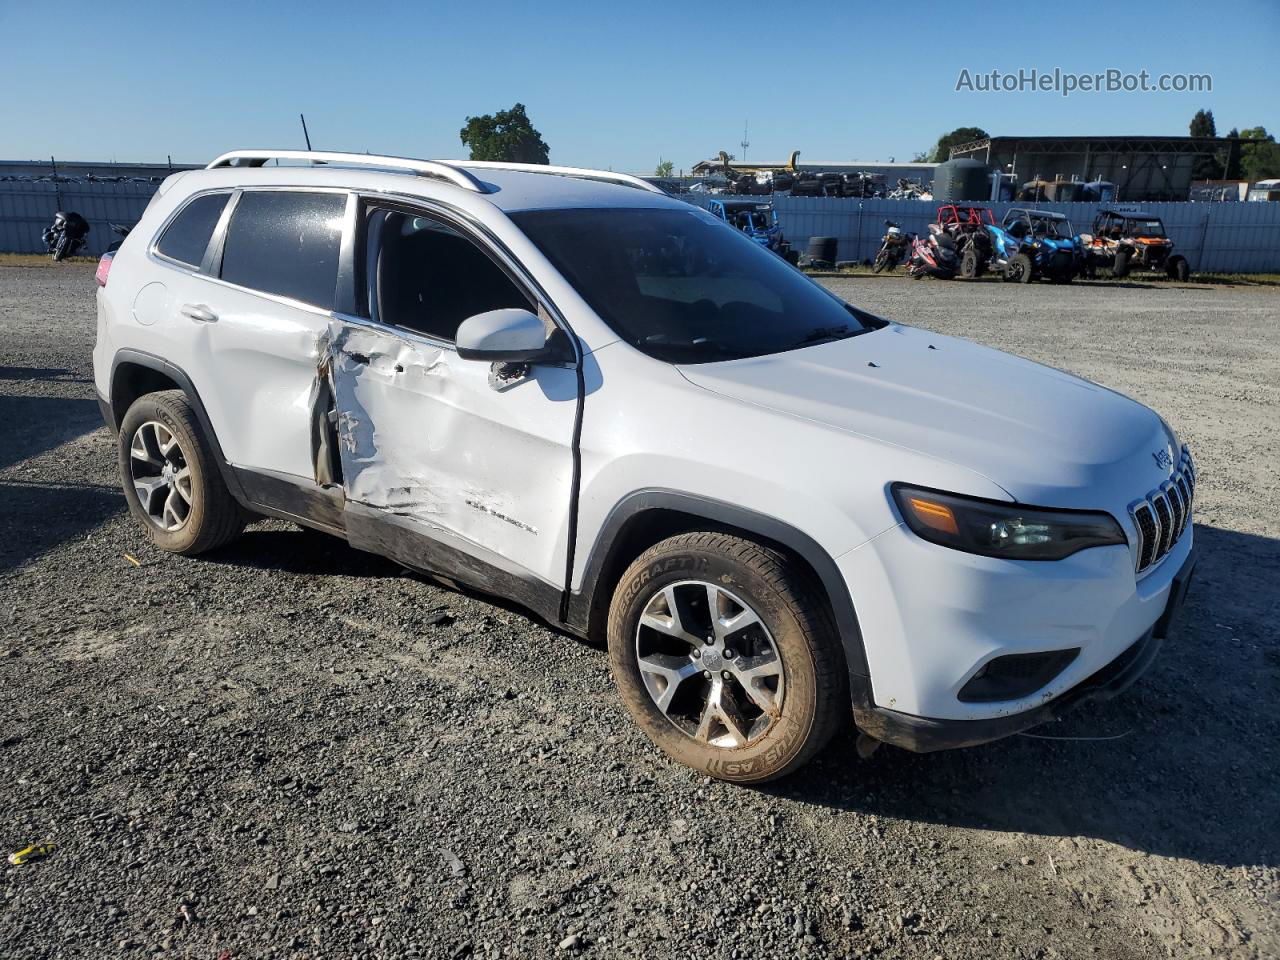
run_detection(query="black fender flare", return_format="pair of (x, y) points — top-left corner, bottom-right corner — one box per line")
(108, 349), (249, 504)
(568, 489), (873, 704)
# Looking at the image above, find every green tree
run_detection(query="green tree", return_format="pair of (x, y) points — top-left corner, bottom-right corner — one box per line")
(459, 103), (550, 164)
(1189, 108), (1217, 138)
(1239, 127), (1280, 182)
(928, 127), (988, 163)
(655, 159), (674, 178)
(1189, 109), (1223, 179)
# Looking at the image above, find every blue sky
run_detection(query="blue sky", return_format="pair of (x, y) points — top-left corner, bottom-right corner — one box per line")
(2, 0), (1275, 172)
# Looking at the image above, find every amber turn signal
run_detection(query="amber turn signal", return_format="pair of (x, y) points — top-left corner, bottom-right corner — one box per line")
(904, 496), (960, 535)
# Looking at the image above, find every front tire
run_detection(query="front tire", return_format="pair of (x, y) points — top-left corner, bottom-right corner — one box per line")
(1009, 253), (1033, 284)
(118, 390), (245, 555)
(607, 532), (847, 783)
(1167, 256), (1190, 281)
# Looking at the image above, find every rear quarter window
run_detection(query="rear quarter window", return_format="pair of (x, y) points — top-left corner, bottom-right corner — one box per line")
(154, 193), (230, 267)
(219, 191), (346, 309)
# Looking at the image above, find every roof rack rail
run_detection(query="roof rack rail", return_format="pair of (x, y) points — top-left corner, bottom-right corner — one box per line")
(455, 160), (667, 195)
(204, 150), (491, 194)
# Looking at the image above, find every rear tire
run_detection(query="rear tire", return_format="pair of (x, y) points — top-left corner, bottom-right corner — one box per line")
(607, 532), (847, 783)
(118, 390), (245, 555)
(959, 246), (979, 280)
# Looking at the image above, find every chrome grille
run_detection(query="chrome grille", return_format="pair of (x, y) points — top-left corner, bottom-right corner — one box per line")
(1129, 446), (1194, 574)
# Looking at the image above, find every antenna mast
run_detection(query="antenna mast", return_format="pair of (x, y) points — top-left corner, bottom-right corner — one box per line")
(740, 121), (750, 164)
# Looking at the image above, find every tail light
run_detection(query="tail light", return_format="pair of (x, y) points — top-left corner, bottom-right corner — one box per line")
(95, 252), (114, 287)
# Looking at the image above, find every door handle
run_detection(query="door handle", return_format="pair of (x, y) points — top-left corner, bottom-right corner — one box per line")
(180, 303), (217, 323)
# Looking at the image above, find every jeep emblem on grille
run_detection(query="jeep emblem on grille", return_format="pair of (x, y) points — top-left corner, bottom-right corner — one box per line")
(1153, 449), (1174, 470)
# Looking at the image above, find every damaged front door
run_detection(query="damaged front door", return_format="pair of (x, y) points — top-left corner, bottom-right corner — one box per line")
(327, 208), (579, 619)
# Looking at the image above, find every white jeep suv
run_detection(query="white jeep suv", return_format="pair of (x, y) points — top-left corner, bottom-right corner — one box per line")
(93, 150), (1197, 782)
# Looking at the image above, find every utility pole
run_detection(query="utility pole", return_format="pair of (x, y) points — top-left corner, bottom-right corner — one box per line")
(300, 113), (313, 151)
(740, 121), (750, 165)
(50, 155), (62, 212)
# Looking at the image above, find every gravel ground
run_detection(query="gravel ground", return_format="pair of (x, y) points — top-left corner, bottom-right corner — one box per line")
(1, 262), (1277, 960)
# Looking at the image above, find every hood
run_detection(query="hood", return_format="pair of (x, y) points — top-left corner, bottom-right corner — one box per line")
(678, 324), (1172, 508)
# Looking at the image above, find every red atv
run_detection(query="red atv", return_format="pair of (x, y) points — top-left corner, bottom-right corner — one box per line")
(935, 205), (996, 280)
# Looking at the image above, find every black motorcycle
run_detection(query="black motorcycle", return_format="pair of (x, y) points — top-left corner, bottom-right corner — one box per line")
(42, 211), (91, 261)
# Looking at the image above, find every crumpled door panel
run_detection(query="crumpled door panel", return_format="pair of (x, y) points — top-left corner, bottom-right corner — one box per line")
(323, 320), (578, 591)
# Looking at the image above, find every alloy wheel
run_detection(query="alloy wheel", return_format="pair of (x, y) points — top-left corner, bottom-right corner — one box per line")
(634, 580), (785, 748)
(129, 420), (193, 532)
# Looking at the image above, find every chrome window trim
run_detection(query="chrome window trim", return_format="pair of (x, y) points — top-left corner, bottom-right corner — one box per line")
(146, 185), (353, 316)
(328, 309), (457, 353)
(147, 187), (235, 272)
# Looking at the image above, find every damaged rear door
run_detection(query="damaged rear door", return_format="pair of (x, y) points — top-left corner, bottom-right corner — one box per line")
(324, 204), (579, 620)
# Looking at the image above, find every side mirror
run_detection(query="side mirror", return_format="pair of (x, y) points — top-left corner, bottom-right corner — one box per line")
(455, 308), (571, 365)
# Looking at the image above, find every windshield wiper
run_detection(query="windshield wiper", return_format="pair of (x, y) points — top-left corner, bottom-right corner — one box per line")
(787, 324), (852, 349)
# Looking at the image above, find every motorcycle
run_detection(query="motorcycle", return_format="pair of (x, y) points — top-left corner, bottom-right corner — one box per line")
(871, 220), (911, 273)
(42, 211), (91, 261)
(907, 227), (959, 280)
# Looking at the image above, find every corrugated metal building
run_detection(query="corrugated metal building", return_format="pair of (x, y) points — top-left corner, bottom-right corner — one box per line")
(948, 136), (1224, 201)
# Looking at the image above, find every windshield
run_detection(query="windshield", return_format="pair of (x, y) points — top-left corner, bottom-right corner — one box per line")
(512, 207), (883, 363)
(1132, 219), (1165, 237)
(1030, 216), (1074, 239)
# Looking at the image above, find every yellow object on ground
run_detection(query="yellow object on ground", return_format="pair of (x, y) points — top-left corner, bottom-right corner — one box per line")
(7, 843), (55, 865)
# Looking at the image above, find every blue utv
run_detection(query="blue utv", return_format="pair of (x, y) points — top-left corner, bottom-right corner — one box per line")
(986, 208), (1082, 284)
(703, 198), (801, 265)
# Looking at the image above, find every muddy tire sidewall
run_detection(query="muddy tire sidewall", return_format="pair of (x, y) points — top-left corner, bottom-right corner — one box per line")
(607, 539), (832, 783)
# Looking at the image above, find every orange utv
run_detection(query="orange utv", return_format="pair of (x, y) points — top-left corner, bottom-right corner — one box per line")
(1083, 210), (1190, 281)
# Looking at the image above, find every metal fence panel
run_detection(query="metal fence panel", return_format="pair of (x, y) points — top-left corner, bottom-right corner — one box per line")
(0, 181), (159, 256)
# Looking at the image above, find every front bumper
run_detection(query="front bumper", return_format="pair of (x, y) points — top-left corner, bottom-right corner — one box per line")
(854, 545), (1196, 752)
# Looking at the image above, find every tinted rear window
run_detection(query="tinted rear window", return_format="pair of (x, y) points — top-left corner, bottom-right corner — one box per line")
(155, 193), (229, 267)
(219, 191), (345, 309)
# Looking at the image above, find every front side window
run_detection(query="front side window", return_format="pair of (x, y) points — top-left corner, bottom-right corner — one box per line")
(219, 191), (345, 309)
(512, 207), (881, 363)
(155, 192), (230, 267)
(1030, 216), (1073, 239)
(363, 208), (530, 342)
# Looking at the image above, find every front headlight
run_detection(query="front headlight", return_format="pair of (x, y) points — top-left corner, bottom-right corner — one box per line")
(892, 484), (1126, 561)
